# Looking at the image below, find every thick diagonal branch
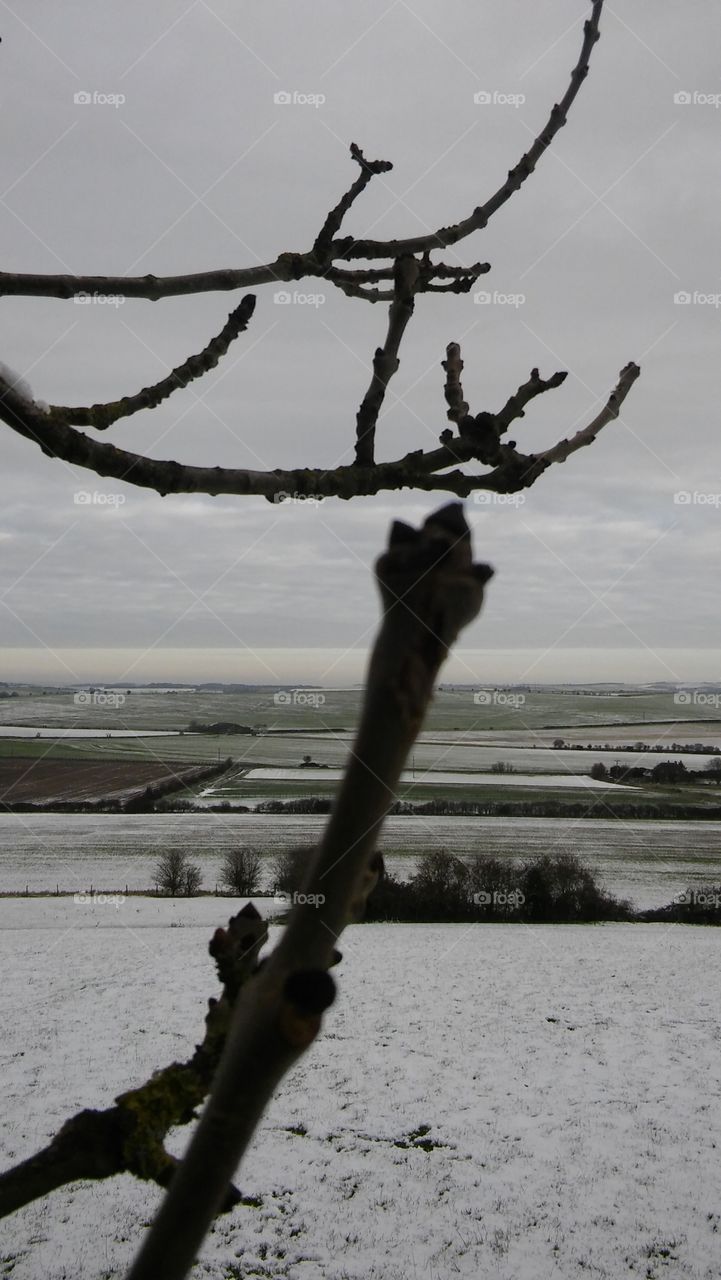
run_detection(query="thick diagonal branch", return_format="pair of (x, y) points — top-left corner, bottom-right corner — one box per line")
(125, 503), (493, 1280)
(50, 296), (256, 430)
(0, 359), (639, 501)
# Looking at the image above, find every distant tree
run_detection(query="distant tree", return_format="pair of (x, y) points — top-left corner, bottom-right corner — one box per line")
(553, 738), (566, 750)
(590, 762), (608, 780)
(154, 849), (203, 897)
(220, 849), (262, 897)
(413, 849), (470, 919)
(270, 846), (308, 897)
(490, 760), (515, 774)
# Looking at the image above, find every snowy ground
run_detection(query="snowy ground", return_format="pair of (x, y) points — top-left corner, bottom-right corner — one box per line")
(1, 904), (721, 1279)
(234, 767), (626, 788)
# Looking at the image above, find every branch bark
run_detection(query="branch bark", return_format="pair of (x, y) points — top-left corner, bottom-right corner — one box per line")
(125, 502), (493, 1280)
(0, 904), (269, 1219)
(50, 296), (256, 430)
(0, 5), (603, 301)
(328, 2), (604, 261)
(0, 361), (639, 501)
(354, 255), (420, 466)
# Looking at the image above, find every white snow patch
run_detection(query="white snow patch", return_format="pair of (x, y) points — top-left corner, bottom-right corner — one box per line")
(1, 913), (720, 1278)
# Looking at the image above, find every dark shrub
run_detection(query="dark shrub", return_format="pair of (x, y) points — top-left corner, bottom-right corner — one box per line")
(518, 853), (630, 922)
(270, 846), (310, 897)
(365, 849), (631, 923)
(154, 848), (203, 897)
(220, 848), (262, 897)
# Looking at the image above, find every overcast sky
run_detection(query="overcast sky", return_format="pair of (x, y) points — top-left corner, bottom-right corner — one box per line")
(1, 1), (719, 686)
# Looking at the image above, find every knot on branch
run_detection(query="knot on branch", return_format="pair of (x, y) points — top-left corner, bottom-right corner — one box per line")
(280, 969), (337, 1048)
(458, 412), (502, 464)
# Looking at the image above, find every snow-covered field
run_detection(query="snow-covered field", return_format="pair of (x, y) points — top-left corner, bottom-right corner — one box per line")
(2, 812), (720, 908)
(1, 903), (720, 1279)
(235, 767), (626, 789)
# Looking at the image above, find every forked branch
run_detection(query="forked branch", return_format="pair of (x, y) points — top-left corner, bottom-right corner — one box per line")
(0, 4), (631, 506)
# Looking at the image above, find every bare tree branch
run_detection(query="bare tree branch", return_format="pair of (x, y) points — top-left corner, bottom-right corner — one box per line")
(0, 4), (603, 303)
(534, 360), (641, 467)
(313, 142), (393, 259)
(0, 905), (269, 1219)
(354, 255), (420, 466)
(326, 257), (489, 303)
(496, 366), (569, 432)
(0, 356), (639, 502)
(50, 296), (256, 430)
(329, 2), (604, 261)
(442, 342), (470, 424)
(0, 4), (624, 497)
(124, 502), (493, 1280)
(0, 264), (282, 302)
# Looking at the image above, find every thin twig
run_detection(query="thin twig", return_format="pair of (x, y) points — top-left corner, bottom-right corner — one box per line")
(496, 366), (568, 432)
(50, 297), (256, 430)
(313, 143), (393, 259)
(535, 361), (641, 466)
(331, 2), (604, 260)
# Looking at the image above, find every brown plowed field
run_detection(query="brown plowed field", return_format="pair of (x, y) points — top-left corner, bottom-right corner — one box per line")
(0, 759), (203, 804)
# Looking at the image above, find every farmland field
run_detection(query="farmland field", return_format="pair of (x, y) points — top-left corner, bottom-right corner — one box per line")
(0, 758), (207, 805)
(0, 686), (719, 907)
(1, 812), (720, 908)
(1, 907), (720, 1279)
(2, 684), (721, 735)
